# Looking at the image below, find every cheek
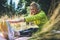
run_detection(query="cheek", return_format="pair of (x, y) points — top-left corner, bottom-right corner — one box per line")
(31, 10), (36, 13)
(31, 11), (37, 15)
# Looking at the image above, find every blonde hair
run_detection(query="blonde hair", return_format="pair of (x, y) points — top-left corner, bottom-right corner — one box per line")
(30, 2), (40, 11)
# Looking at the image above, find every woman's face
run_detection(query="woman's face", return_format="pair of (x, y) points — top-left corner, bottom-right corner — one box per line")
(30, 6), (38, 15)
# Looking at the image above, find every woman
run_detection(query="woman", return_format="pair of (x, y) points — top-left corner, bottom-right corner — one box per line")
(9, 2), (48, 37)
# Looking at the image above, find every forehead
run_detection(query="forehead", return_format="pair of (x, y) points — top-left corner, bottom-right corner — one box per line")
(30, 6), (37, 9)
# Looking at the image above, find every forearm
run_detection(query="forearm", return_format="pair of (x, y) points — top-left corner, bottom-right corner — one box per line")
(8, 20), (20, 23)
(7, 18), (25, 23)
(6, 20), (20, 23)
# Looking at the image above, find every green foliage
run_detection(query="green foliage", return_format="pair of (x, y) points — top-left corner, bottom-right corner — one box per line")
(0, 0), (58, 16)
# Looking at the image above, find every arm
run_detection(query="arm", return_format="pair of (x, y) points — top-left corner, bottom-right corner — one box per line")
(8, 20), (21, 23)
(7, 18), (25, 23)
(25, 11), (48, 22)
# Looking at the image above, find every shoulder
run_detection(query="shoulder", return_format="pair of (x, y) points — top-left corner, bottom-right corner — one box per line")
(38, 10), (46, 16)
(39, 10), (45, 14)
